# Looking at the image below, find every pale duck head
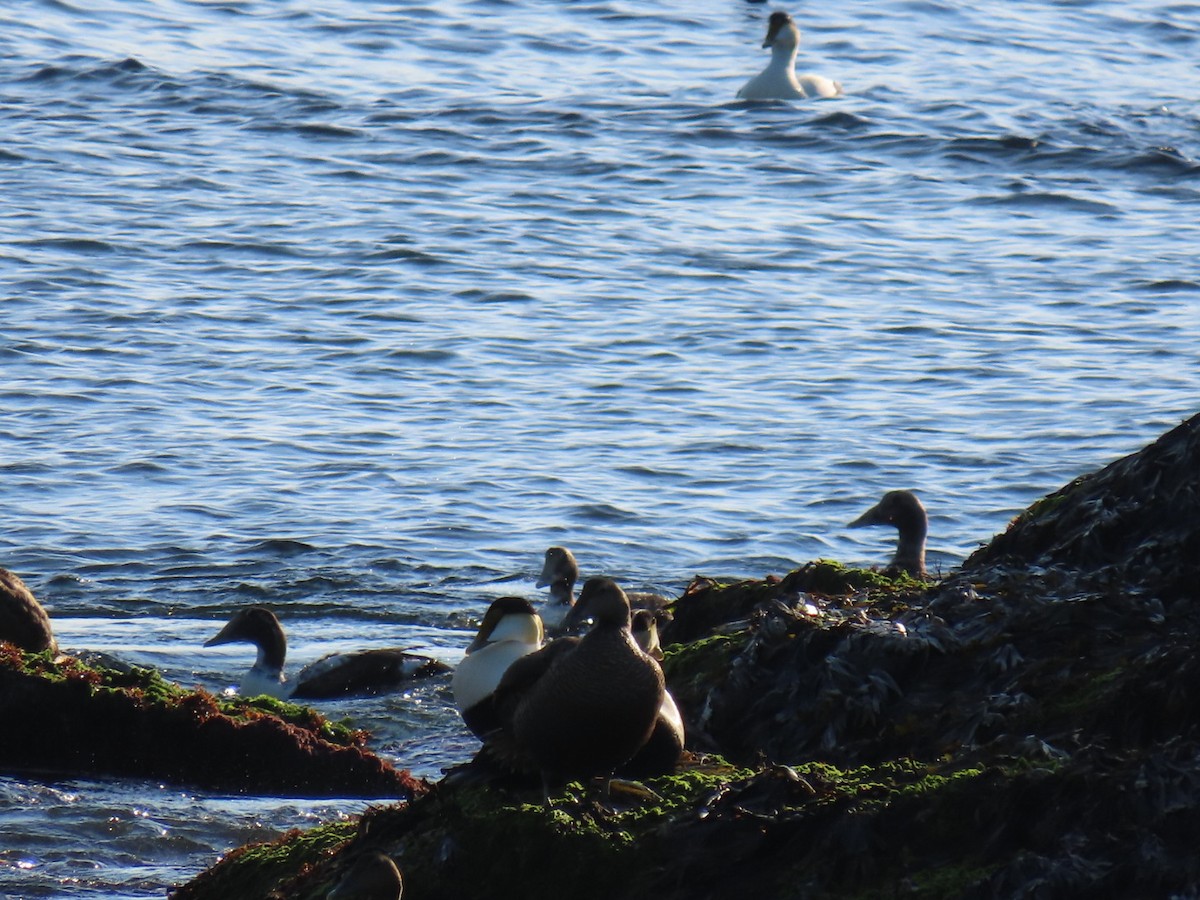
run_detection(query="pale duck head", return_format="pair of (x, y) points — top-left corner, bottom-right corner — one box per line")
(763, 10), (801, 56)
(631, 609), (664, 660)
(464, 596), (543, 655)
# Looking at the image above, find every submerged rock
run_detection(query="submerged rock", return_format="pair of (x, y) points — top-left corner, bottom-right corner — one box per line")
(175, 411), (1200, 899)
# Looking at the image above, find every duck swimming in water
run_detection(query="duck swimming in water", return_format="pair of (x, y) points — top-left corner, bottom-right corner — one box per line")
(849, 490), (928, 578)
(737, 11), (842, 101)
(492, 577), (664, 794)
(204, 606), (448, 700)
(536, 546), (577, 632)
(0, 567), (56, 654)
(453, 596), (544, 739)
(327, 850), (403, 900)
(542, 546), (672, 634)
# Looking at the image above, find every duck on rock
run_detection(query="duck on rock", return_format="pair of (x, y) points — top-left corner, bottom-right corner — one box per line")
(849, 490), (929, 578)
(737, 11), (842, 101)
(204, 606), (448, 700)
(491, 577), (665, 795)
(623, 609), (685, 777)
(453, 596), (544, 739)
(326, 850), (403, 900)
(0, 567), (56, 654)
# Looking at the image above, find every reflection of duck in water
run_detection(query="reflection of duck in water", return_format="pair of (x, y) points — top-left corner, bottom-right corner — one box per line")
(0, 567), (56, 654)
(737, 11), (842, 101)
(452, 596), (544, 739)
(624, 609), (685, 777)
(204, 606), (448, 700)
(327, 850), (403, 900)
(849, 490), (928, 577)
(492, 578), (664, 794)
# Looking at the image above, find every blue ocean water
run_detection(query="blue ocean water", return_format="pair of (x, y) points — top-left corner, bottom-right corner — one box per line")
(1, 0), (1197, 894)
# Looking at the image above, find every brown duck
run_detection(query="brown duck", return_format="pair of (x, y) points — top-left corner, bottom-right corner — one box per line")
(493, 577), (664, 791)
(849, 490), (928, 577)
(0, 567), (56, 653)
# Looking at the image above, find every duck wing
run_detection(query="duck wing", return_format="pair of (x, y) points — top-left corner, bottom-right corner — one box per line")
(294, 648), (449, 699)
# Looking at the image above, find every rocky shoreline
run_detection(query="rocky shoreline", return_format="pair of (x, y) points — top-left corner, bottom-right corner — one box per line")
(169, 411), (1200, 899)
(9, 413), (1196, 898)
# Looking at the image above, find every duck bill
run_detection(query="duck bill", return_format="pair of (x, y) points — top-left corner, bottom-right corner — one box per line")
(204, 622), (239, 647)
(848, 505), (885, 528)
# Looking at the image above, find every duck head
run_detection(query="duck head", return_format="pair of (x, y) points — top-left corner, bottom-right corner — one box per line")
(573, 577), (633, 630)
(763, 11), (800, 51)
(465, 596), (543, 654)
(849, 490), (928, 577)
(204, 606), (287, 673)
(327, 850), (403, 900)
(631, 609), (664, 660)
(537, 547), (578, 596)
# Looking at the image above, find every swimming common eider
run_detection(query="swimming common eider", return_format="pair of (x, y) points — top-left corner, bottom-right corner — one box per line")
(327, 850), (403, 900)
(737, 11), (842, 101)
(542, 546), (671, 634)
(0, 567), (57, 654)
(204, 606), (448, 700)
(849, 490), (928, 578)
(492, 577), (664, 793)
(624, 609), (685, 777)
(536, 546), (578, 632)
(452, 596), (544, 739)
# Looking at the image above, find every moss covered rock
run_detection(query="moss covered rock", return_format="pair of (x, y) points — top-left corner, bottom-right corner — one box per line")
(0, 647), (422, 798)
(176, 411), (1200, 898)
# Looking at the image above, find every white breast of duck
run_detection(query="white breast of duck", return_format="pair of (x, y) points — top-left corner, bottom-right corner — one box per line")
(737, 11), (842, 101)
(204, 606), (448, 701)
(453, 596), (544, 730)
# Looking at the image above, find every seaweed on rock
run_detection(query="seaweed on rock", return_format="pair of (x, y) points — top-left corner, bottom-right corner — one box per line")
(0, 648), (422, 798)
(176, 411), (1200, 899)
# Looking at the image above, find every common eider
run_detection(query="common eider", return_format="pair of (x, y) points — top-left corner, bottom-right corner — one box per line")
(624, 609), (685, 777)
(849, 490), (928, 578)
(327, 850), (403, 900)
(452, 596), (544, 739)
(204, 606), (448, 700)
(0, 567), (56, 654)
(737, 11), (842, 101)
(542, 546), (671, 634)
(536, 546), (578, 631)
(492, 577), (664, 793)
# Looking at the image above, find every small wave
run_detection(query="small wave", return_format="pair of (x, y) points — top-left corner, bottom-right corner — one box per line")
(1116, 147), (1198, 176)
(289, 123), (364, 140)
(20, 237), (119, 254)
(383, 348), (457, 362)
(1132, 279), (1200, 294)
(179, 240), (309, 259)
(574, 503), (640, 523)
(970, 191), (1117, 214)
(249, 538), (319, 556)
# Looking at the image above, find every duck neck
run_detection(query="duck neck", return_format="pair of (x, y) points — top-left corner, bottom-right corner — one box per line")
(770, 39), (798, 73)
(253, 629), (287, 675)
(546, 579), (574, 608)
(892, 515), (928, 577)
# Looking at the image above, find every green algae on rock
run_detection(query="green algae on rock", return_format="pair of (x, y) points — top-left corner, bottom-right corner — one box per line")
(0, 646), (422, 798)
(176, 411), (1200, 899)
